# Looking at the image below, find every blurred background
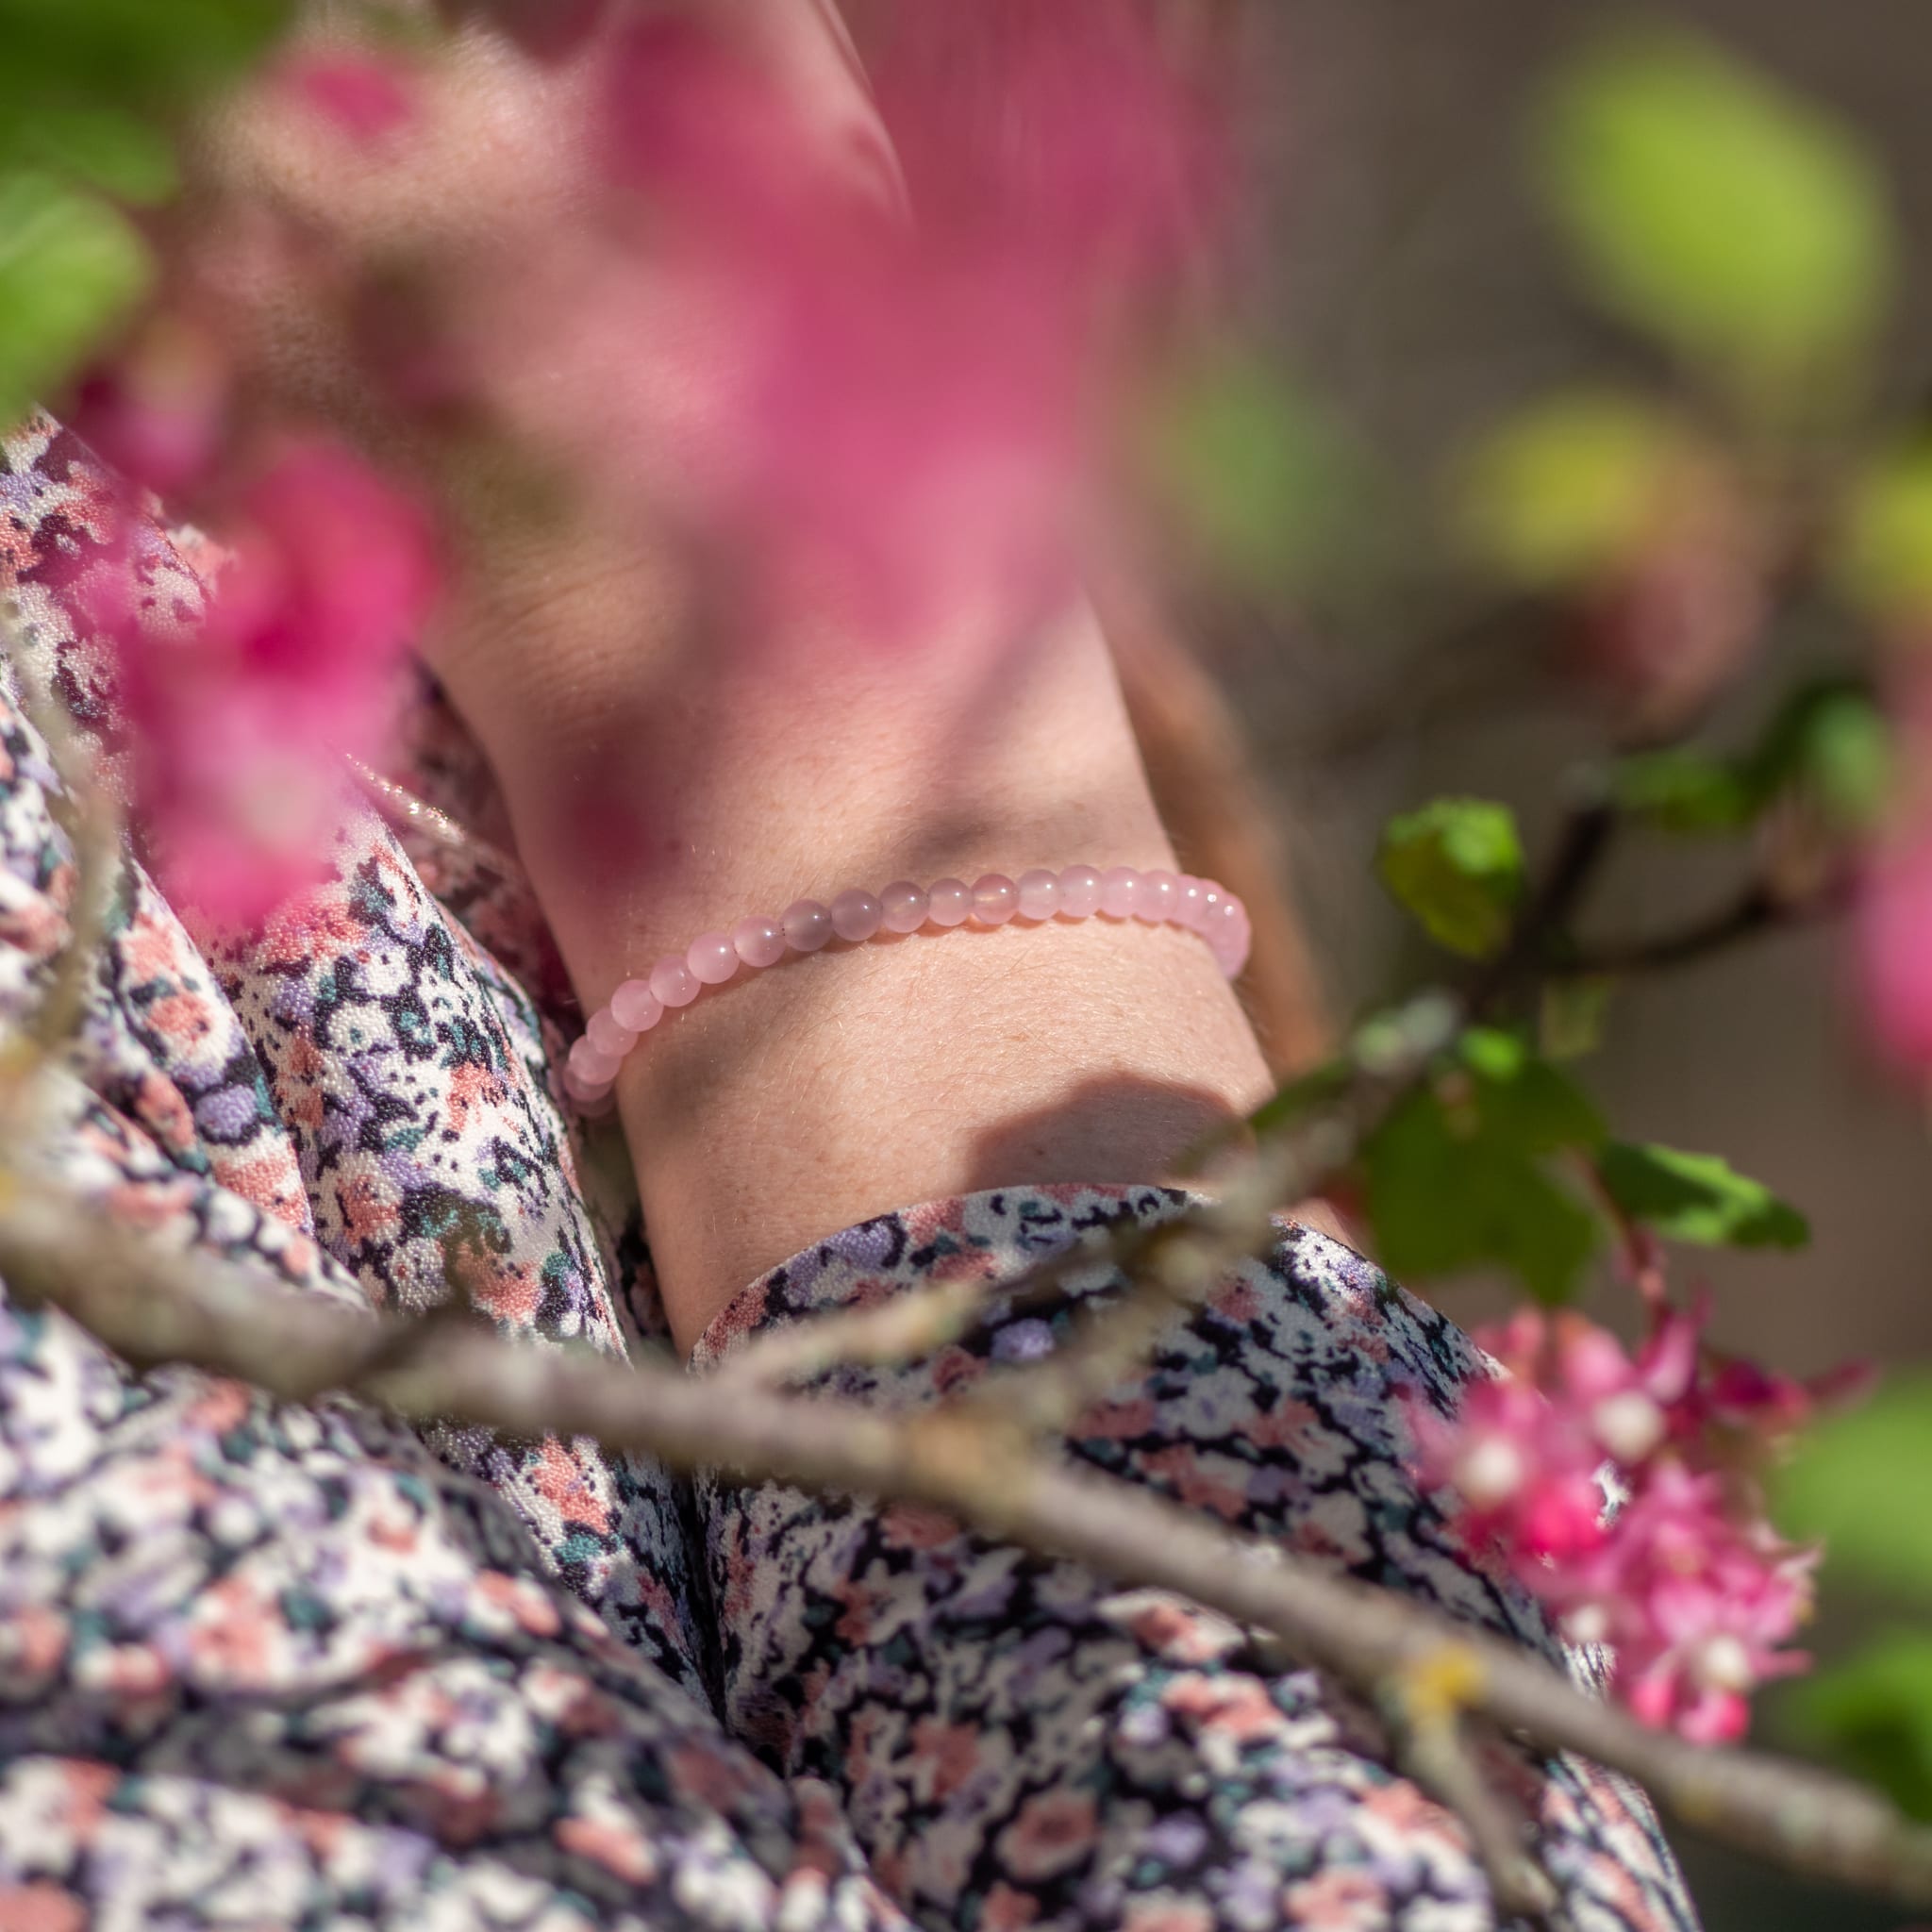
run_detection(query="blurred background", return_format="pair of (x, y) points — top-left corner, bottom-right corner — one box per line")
(1119, 3), (1932, 1923)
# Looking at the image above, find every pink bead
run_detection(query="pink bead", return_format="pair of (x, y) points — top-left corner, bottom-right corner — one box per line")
(1175, 875), (1208, 928)
(649, 956), (700, 1008)
(563, 1063), (612, 1106)
(1100, 865), (1141, 919)
(610, 979), (664, 1033)
(1139, 869), (1180, 923)
(687, 931), (739, 986)
(831, 888), (884, 942)
(733, 917), (786, 969)
(1216, 901), (1252, 977)
(1057, 863), (1102, 918)
(585, 1008), (636, 1058)
(1016, 868), (1060, 920)
(567, 1036), (622, 1086)
(1196, 882), (1226, 932)
(971, 874), (1018, 925)
(880, 880), (929, 933)
(926, 878), (972, 927)
(783, 899), (833, 952)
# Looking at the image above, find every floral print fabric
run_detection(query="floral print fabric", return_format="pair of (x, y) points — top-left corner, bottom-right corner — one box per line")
(0, 417), (1699, 1929)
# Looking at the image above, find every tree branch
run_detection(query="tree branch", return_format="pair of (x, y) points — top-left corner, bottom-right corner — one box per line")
(9, 1177), (1932, 1908)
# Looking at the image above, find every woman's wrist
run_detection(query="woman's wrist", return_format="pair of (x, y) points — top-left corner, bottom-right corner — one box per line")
(441, 580), (1271, 1348)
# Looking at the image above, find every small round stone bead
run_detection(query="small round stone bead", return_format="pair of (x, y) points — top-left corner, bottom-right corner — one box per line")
(585, 1008), (636, 1058)
(1215, 900), (1253, 976)
(610, 979), (664, 1033)
(926, 878), (973, 927)
(649, 956), (701, 1008)
(880, 880), (929, 933)
(563, 1060), (611, 1103)
(1100, 865), (1141, 919)
(971, 874), (1018, 925)
(567, 1036), (622, 1086)
(1138, 869), (1179, 923)
(1174, 874), (1208, 928)
(688, 931), (739, 986)
(1057, 863), (1103, 918)
(783, 899), (833, 952)
(733, 917), (786, 970)
(1016, 868), (1060, 920)
(1196, 882), (1226, 931)
(831, 888), (884, 942)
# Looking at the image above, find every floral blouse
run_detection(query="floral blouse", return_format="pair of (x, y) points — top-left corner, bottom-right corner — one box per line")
(0, 415), (1698, 1930)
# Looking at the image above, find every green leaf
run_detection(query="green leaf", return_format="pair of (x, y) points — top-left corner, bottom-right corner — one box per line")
(1141, 351), (1365, 593)
(5, 106), (177, 205)
(1614, 682), (1892, 838)
(1248, 1057), (1353, 1141)
(1377, 798), (1525, 959)
(1456, 391), (1691, 589)
(1611, 748), (1757, 834)
(1460, 1030), (1607, 1153)
(1789, 1634), (1932, 1823)
(1781, 686), (1893, 832)
(0, 171), (151, 430)
(1539, 974), (1613, 1062)
(1536, 25), (1894, 391)
(1596, 1141), (1808, 1249)
(1834, 441), (1932, 625)
(0, 0), (294, 110)
(1364, 1085), (1599, 1304)
(1779, 1380), (1932, 1600)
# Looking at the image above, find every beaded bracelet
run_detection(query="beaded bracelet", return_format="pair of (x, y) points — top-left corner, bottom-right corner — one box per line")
(562, 864), (1250, 1107)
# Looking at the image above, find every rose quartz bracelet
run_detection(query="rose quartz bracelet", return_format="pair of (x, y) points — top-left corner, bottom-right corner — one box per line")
(562, 865), (1250, 1108)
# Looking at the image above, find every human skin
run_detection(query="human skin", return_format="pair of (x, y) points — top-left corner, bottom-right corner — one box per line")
(201, 3), (1274, 1350)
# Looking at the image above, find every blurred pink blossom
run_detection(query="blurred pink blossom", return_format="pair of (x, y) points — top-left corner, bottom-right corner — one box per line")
(278, 49), (417, 143)
(491, 1), (1224, 641)
(1409, 1305), (1831, 1738)
(113, 441), (438, 924)
(69, 319), (228, 498)
(1561, 1466), (1813, 1745)
(1855, 826), (1932, 1070)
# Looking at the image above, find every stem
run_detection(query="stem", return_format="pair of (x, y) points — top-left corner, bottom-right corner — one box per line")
(9, 1182), (1932, 1907)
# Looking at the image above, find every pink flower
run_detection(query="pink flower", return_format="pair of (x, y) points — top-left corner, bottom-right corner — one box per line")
(1408, 1305), (1828, 1737)
(279, 50), (417, 143)
(509, 2), (1225, 642)
(1856, 827), (1932, 1070)
(1565, 1464), (1813, 1744)
(114, 441), (438, 924)
(70, 318), (228, 497)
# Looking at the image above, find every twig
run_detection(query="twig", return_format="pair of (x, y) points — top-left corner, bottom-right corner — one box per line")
(12, 1176), (1932, 1907)
(1392, 1672), (1557, 1924)
(1560, 875), (1846, 979)
(347, 758), (528, 888)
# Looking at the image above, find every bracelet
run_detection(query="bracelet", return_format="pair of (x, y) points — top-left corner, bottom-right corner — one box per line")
(562, 864), (1250, 1106)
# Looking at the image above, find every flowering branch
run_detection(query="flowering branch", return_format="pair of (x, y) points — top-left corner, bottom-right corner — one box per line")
(7, 1173), (1932, 1907)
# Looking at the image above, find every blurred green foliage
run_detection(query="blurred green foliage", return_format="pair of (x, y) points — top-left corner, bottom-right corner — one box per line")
(1535, 22), (1894, 401)
(1782, 1383), (1932, 1604)
(1597, 1141), (1808, 1249)
(1362, 1028), (1604, 1303)
(1612, 682), (1893, 837)
(1790, 1636), (1932, 1826)
(0, 0), (292, 425)
(1835, 441), (1932, 627)
(1140, 350), (1368, 597)
(1376, 797), (1525, 959)
(1455, 391), (1696, 590)
(0, 172), (148, 428)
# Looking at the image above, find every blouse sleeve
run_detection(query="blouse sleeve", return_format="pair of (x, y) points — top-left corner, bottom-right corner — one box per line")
(690, 1184), (1702, 1931)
